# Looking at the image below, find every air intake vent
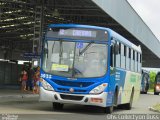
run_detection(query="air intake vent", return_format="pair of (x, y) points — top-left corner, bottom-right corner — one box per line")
(60, 94), (84, 101)
(54, 80), (94, 87)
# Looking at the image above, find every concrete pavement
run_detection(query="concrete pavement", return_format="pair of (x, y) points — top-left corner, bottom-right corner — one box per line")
(0, 88), (159, 115)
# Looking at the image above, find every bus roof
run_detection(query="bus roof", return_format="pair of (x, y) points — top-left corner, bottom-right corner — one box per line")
(48, 24), (141, 53)
(48, 24), (109, 31)
(109, 29), (142, 53)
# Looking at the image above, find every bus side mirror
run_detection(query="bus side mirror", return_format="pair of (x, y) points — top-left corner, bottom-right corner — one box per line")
(114, 44), (119, 55)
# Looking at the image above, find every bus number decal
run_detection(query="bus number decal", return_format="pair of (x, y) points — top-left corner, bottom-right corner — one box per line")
(41, 73), (52, 79)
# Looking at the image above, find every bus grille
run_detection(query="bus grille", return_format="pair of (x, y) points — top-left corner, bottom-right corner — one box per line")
(54, 80), (94, 87)
(57, 88), (86, 93)
(60, 94), (84, 101)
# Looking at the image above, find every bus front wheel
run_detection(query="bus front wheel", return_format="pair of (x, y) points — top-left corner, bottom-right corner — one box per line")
(52, 102), (64, 111)
(103, 88), (118, 114)
(105, 106), (113, 114)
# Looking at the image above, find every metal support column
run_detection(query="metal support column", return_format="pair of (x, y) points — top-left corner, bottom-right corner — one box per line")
(33, 6), (42, 54)
(33, 0), (44, 67)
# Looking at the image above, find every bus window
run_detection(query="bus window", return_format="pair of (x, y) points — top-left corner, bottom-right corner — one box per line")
(121, 44), (125, 69)
(116, 42), (120, 67)
(126, 47), (130, 70)
(135, 51), (138, 72)
(74, 44), (107, 78)
(131, 49), (134, 71)
(138, 53), (141, 72)
(110, 46), (114, 67)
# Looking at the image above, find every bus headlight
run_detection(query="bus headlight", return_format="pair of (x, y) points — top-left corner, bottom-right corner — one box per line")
(41, 79), (54, 91)
(156, 85), (160, 90)
(89, 83), (108, 94)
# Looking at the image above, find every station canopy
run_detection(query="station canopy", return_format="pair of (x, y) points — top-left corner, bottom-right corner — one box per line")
(0, 0), (160, 67)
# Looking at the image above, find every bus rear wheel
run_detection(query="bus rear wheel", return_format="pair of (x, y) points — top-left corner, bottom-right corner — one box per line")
(52, 102), (64, 111)
(124, 89), (134, 110)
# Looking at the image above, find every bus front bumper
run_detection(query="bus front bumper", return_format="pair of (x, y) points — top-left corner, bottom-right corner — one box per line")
(39, 87), (107, 107)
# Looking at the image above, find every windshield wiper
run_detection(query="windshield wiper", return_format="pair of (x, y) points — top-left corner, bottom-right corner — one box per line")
(51, 41), (55, 53)
(79, 42), (92, 56)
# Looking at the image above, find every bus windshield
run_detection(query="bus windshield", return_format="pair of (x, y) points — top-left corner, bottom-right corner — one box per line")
(156, 75), (160, 83)
(42, 40), (108, 78)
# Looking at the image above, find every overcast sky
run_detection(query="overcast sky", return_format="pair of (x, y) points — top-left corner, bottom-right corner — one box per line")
(127, 0), (160, 41)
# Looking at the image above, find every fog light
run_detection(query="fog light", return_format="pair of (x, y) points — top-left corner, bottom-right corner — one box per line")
(84, 98), (88, 103)
(54, 95), (58, 100)
(90, 98), (103, 103)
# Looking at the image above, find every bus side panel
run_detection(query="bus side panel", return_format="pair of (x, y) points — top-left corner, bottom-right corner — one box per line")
(107, 68), (126, 106)
(106, 74), (115, 106)
(111, 68), (141, 105)
(120, 70), (141, 104)
(114, 68), (126, 105)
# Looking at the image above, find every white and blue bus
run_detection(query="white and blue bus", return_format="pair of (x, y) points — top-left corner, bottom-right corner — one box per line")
(40, 24), (142, 113)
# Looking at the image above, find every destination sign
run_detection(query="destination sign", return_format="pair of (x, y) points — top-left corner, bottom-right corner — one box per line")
(46, 27), (108, 41)
(59, 29), (97, 38)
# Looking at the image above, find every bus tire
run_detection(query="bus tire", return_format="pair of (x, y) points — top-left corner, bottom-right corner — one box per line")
(52, 102), (64, 111)
(103, 89), (117, 114)
(143, 91), (147, 94)
(154, 89), (159, 95)
(144, 87), (148, 94)
(105, 106), (113, 114)
(124, 88), (134, 110)
(154, 92), (159, 95)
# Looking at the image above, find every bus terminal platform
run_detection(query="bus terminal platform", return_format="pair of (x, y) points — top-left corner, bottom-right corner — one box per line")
(0, 89), (39, 99)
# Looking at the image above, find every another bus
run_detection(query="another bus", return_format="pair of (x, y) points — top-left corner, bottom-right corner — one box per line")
(154, 72), (160, 95)
(40, 24), (142, 113)
(140, 70), (150, 94)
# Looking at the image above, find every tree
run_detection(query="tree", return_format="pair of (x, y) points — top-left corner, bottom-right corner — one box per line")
(149, 71), (156, 89)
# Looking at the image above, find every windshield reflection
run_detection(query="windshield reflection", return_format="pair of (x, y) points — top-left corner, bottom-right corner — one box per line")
(42, 40), (108, 78)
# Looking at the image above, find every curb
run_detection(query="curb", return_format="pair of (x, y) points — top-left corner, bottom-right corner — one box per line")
(149, 107), (160, 113)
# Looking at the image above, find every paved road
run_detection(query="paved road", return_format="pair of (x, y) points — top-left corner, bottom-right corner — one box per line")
(0, 93), (159, 120)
